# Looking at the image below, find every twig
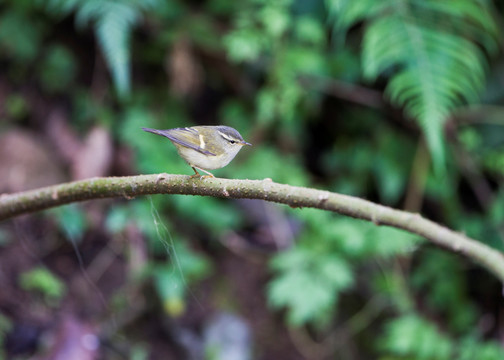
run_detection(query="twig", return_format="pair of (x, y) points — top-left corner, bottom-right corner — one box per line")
(403, 138), (430, 212)
(1, 174), (504, 283)
(298, 74), (385, 109)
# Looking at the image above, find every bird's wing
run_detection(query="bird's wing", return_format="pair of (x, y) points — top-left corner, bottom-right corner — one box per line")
(142, 127), (216, 156)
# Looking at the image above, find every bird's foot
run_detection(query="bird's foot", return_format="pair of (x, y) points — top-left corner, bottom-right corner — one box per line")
(191, 167), (215, 179)
(190, 174), (215, 179)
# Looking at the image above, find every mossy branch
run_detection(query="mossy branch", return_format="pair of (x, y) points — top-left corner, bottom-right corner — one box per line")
(1, 174), (504, 283)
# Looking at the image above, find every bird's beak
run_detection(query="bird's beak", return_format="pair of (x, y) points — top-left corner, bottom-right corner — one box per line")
(241, 141), (252, 146)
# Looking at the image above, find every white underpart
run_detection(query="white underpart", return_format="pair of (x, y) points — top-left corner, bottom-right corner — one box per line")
(175, 143), (243, 170)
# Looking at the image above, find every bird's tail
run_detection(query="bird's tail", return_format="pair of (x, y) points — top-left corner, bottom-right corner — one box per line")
(141, 127), (170, 137)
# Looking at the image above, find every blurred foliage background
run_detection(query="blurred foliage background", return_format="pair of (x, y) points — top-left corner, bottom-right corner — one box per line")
(1, 0), (504, 359)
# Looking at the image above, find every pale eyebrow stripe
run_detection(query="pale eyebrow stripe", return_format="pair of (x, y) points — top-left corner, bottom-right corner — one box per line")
(218, 131), (235, 141)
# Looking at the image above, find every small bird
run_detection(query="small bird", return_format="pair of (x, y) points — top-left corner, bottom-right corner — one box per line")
(142, 126), (251, 178)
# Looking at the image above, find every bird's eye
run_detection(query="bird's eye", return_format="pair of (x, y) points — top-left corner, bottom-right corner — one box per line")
(229, 140), (236, 144)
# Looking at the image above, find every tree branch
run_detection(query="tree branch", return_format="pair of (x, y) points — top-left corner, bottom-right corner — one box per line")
(1, 174), (504, 283)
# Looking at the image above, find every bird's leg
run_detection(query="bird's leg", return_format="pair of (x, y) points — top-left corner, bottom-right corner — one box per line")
(190, 166), (214, 179)
(190, 167), (201, 178)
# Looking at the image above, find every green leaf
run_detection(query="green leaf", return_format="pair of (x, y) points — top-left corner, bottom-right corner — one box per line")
(19, 267), (66, 306)
(328, 0), (498, 171)
(268, 270), (336, 326)
(268, 245), (353, 326)
(151, 241), (212, 316)
(51, 204), (87, 242)
(373, 132), (414, 204)
(323, 218), (368, 256)
(458, 338), (504, 360)
(224, 29), (265, 63)
(232, 146), (309, 185)
(4, 94), (29, 120)
(379, 314), (453, 359)
(38, 44), (77, 93)
(295, 16), (325, 46)
(0, 10), (44, 63)
(365, 226), (422, 258)
(270, 247), (315, 272)
(411, 249), (477, 332)
(153, 265), (186, 316)
(317, 254), (354, 289)
(171, 195), (243, 234)
(260, 5), (290, 38)
(256, 89), (277, 124)
(379, 314), (504, 360)
(105, 205), (131, 234)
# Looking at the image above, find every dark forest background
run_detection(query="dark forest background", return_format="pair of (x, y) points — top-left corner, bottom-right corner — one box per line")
(1, 0), (504, 359)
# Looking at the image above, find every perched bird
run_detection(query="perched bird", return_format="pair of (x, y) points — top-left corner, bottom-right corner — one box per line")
(142, 126), (251, 177)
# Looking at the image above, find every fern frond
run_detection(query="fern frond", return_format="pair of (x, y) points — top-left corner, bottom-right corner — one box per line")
(40, 0), (82, 15)
(41, 0), (161, 99)
(327, 0), (499, 170)
(380, 314), (504, 359)
(74, 0), (141, 98)
(95, 2), (139, 99)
